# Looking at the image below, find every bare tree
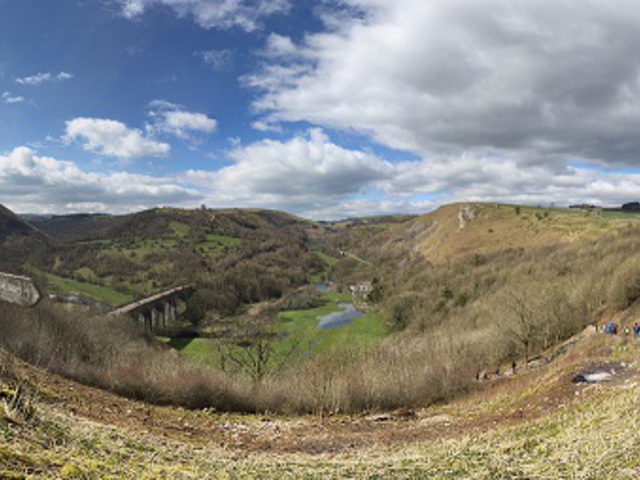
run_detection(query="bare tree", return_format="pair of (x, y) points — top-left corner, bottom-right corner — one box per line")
(219, 307), (298, 382)
(501, 288), (544, 364)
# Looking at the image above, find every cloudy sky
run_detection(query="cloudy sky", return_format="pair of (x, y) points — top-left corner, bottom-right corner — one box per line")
(2, 0), (640, 219)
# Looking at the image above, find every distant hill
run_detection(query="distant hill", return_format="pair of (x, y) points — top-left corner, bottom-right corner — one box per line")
(0, 204), (51, 272)
(24, 213), (120, 243)
(31, 207), (329, 310)
(91, 207), (315, 243)
(345, 203), (637, 266)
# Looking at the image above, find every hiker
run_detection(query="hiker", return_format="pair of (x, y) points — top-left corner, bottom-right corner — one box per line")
(634, 323), (640, 337)
(625, 326), (631, 336)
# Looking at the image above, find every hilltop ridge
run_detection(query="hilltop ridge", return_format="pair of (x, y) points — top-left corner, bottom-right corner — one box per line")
(348, 203), (639, 266)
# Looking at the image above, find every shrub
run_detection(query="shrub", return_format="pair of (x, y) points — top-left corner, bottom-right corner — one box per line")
(607, 255), (640, 309)
(0, 302), (254, 412)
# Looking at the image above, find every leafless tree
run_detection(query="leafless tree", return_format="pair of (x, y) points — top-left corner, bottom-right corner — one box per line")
(219, 307), (298, 382)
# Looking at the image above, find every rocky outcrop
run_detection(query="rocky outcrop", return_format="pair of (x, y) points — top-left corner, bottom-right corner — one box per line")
(458, 204), (479, 230)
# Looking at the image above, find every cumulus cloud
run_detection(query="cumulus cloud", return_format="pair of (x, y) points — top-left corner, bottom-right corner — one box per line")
(5, 134), (640, 218)
(64, 117), (170, 161)
(185, 128), (393, 214)
(0, 147), (202, 213)
(148, 100), (217, 140)
(16, 71), (73, 86)
(186, 128), (640, 219)
(248, 0), (640, 167)
(118, 0), (291, 31)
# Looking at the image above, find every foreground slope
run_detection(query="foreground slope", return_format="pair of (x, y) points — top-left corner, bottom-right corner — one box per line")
(1, 325), (639, 478)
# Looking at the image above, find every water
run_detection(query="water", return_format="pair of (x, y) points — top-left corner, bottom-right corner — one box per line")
(316, 303), (364, 330)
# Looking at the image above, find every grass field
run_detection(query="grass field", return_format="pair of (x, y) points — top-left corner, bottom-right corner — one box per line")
(42, 272), (133, 307)
(313, 250), (339, 267)
(164, 293), (386, 375)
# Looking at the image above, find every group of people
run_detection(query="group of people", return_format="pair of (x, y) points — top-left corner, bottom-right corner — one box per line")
(602, 321), (640, 336)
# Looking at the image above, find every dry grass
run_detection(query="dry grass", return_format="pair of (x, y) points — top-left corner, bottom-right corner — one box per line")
(306, 204), (640, 412)
(2, 334), (640, 478)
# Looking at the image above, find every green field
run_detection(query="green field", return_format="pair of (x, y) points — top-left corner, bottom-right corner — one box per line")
(43, 272), (133, 307)
(163, 293), (386, 375)
(313, 250), (339, 267)
(97, 238), (178, 260)
(169, 221), (190, 237)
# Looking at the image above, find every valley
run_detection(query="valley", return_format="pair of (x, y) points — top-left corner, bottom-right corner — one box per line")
(3, 202), (640, 477)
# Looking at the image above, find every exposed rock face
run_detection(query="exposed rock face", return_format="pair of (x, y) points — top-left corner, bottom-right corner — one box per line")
(0, 273), (41, 307)
(458, 204), (479, 230)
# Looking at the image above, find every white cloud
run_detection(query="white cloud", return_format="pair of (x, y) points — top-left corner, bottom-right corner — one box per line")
(2, 92), (24, 104)
(0, 147), (202, 214)
(186, 129), (640, 218)
(118, 0), (291, 31)
(64, 117), (170, 160)
(185, 128), (393, 215)
(16, 71), (74, 86)
(148, 100), (217, 140)
(248, 0), (640, 168)
(262, 33), (299, 58)
(5, 133), (640, 218)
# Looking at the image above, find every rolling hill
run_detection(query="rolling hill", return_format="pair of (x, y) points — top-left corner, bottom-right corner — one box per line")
(0, 204), (51, 272)
(28, 207), (327, 310)
(23, 213), (119, 243)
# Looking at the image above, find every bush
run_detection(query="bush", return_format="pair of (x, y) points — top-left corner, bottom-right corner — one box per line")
(607, 255), (640, 309)
(0, 302), (254, 412)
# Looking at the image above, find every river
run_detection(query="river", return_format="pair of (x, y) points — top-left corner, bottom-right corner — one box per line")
(316, 303), (364, 330)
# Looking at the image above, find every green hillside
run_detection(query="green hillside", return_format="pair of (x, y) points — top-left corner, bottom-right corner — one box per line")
(31, 207), (328, 310)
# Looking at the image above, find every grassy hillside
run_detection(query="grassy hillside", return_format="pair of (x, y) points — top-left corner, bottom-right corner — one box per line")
(35, 207), (326, 309)
(307, 203), (640, 410)
(339, 203), (637, 266)
(2, 325), (640, 478)
(0, 204), (51, 273)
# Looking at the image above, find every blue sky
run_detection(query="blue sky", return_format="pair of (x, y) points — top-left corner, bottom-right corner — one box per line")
(2, 0), (640, 219)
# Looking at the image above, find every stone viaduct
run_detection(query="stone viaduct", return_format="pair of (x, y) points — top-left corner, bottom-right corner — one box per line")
(109, 285), (194, 333)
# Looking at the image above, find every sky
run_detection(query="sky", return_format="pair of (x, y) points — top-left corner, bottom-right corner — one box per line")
(3, 0), (640, 219)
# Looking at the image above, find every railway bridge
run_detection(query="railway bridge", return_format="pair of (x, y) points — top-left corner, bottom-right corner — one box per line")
(109, 285), (194, 333)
